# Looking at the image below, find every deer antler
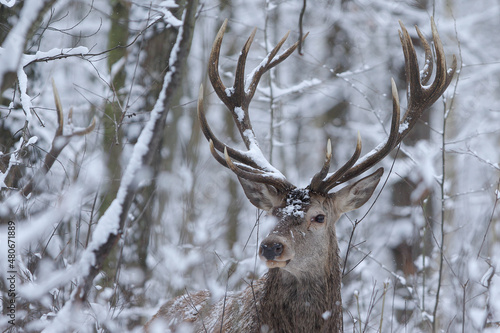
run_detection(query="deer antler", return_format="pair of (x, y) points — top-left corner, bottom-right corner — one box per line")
(21, 79), (96, 197)
(309, 17), (457, 194)
(198, 19), (307, 192)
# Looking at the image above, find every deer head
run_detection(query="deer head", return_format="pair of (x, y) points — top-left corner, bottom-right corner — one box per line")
(143, 18), (457, 333)
(198, 18), (456, 281)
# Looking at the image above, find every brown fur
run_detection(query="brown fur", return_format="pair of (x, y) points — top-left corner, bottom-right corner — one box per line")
(146, 172), (383, 332)
(145, 263), (342, 332)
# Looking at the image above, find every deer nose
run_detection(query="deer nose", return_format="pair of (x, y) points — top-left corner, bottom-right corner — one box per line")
(260, 242), (284, 260)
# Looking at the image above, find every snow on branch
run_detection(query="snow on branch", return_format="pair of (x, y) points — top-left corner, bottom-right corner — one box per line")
(258, 78), (322, 100)
(36, 1), (199, 331)
(21, 46), (90, 67)
(0, 0), (48, 90)
(0, 0), (16, 7)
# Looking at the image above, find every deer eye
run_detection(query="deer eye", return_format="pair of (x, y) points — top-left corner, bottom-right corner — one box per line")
(313, 214), (325, 223)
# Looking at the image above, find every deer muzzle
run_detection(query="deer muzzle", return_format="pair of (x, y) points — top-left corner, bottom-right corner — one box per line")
(259, 235), (294, 268)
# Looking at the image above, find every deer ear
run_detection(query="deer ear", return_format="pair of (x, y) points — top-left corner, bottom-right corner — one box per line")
(238, 178), (285, 211)
(331, 168), (383, 213)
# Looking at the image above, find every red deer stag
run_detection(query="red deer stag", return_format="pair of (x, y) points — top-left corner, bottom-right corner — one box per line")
(146, 18), (456, 332)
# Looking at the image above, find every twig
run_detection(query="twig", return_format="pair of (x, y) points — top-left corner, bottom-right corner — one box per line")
(362, 283), (379, 332)
(478, 179), (500, 258)
(23, 17), (163, 68)
(432, 96), (447, 333)
(264, 1), (277, 164)
(342, 145), (398, 277)
(378, 281), (389, 332)
(432, 16), (462, 331)
(461, 280), (468, 333)
(355, 291), (362, 332)
(298, 0), (307, 55)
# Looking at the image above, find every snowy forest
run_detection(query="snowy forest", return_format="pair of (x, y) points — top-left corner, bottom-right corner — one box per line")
(0, 0), (499, 332)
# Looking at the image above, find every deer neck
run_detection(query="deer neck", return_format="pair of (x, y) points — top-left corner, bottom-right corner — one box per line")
(259, 234), (343, 332)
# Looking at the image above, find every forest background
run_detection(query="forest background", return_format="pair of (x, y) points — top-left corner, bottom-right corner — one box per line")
(0, 0), (499, 332)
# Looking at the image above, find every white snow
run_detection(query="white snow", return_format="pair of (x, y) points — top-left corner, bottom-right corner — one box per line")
(2, 1), (500, 332)
(0, 0), (45, 92)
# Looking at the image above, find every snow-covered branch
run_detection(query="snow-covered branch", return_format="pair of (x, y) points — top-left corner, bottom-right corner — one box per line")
(36, 1), (199, 331)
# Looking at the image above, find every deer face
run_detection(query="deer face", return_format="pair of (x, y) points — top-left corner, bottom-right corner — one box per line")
(259, 189), (335, 276)
(239, 168), (383, 277)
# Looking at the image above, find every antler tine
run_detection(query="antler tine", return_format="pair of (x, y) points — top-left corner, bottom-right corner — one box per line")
(207, 140), (265, 175)
(267, 32), (309, 70)
(319, 79), (400, 189)
(309, 139), (332, 191)
(415, 25), (433, 86)
(52, 78), (64, 136)
(197, 84), (260, 169)
(398, 17), (457, 139)
(199, 87), (268, 172)
(224, 147), (293, 192)
(313, 18), (456, 192)
(52, 78), (96, 138)
(207, 19), (303, 150)
(233, 27), (257, 111)
(245, 31), (308, 106)
(319, 132), (362, 193)
(201, 21), (301, 193)
(428, 18), (457, 92)
(208, 19), (231, 110)
(71, 116), (96, 136)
